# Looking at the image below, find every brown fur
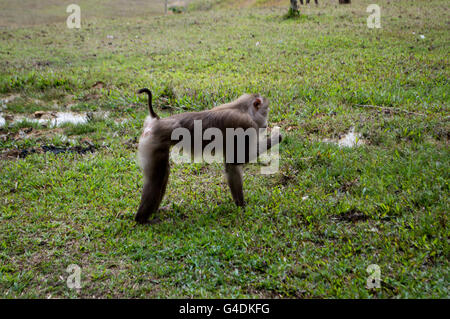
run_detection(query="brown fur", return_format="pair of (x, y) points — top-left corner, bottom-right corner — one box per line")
(135, 89), (281, 224)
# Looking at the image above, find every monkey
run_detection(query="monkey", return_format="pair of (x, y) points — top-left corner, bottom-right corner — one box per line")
(134, 88), (282, 224)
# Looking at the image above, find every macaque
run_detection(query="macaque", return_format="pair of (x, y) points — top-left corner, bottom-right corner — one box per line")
(135, 88), (282, 224)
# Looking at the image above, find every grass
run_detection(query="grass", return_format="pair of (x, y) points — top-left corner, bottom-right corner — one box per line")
(0, 0), (448, 298)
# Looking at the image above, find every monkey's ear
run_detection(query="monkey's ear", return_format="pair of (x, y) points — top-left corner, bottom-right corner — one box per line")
(253, 98), (262, 109)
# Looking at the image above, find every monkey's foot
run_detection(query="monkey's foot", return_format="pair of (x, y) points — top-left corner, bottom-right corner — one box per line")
(135, 211), (161, 224)
(235, 200), (247, 207)
(136, 216), (161, 225)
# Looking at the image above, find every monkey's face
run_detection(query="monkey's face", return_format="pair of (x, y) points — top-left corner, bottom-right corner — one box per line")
(251, 95), (269, 128)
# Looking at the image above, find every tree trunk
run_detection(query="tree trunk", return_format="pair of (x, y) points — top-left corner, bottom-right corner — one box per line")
(290, 0), (299, 11)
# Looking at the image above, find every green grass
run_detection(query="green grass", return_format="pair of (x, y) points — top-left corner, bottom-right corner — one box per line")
(0, 0), (448, 298)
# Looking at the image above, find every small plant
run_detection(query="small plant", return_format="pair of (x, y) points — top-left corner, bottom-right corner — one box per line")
(169, 6), (185, 14)
(284, 7), (301, 19)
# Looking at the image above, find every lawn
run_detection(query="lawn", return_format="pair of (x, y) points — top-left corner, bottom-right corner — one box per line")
(0, 0), (448, 298)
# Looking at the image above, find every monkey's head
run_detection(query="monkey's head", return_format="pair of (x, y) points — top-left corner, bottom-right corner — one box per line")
(247, 94), (269, 128)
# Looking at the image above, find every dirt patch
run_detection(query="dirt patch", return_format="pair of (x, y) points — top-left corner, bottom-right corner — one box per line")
(339, 178), (360, 193)
(274, 172), (296, 186)
(1, 143), (97, 160)
(335, 208), (369, 223)
(0, 127), (67, 142)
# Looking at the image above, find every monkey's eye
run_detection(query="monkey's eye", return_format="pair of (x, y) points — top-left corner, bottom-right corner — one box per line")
(253, 98), (262, 109)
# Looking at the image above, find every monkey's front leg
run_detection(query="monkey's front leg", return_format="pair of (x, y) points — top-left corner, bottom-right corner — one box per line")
(225, 164), (245, 206)
(260, 130), (283, 154)
(135, 151), (170, 224)
(245, 129), (282, 163)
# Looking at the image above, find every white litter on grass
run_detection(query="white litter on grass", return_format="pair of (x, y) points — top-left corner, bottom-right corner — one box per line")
(419, 34), (425, 39)
(337, 127), (364, 147)
(256, 41), (260, 46)
(107, 35), (114, 39)
(45, 112), (88, 126)
(0, 110), (118, 128)
(9, 112), (88, 127)
(323, 127), (365, 148)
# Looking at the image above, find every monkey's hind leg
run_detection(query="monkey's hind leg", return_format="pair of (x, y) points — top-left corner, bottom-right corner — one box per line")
(225, 164), (245, 207)
(135, 148), (170, 224)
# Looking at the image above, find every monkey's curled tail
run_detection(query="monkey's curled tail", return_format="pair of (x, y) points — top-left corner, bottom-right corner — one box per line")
(138, 88), (160, 119)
